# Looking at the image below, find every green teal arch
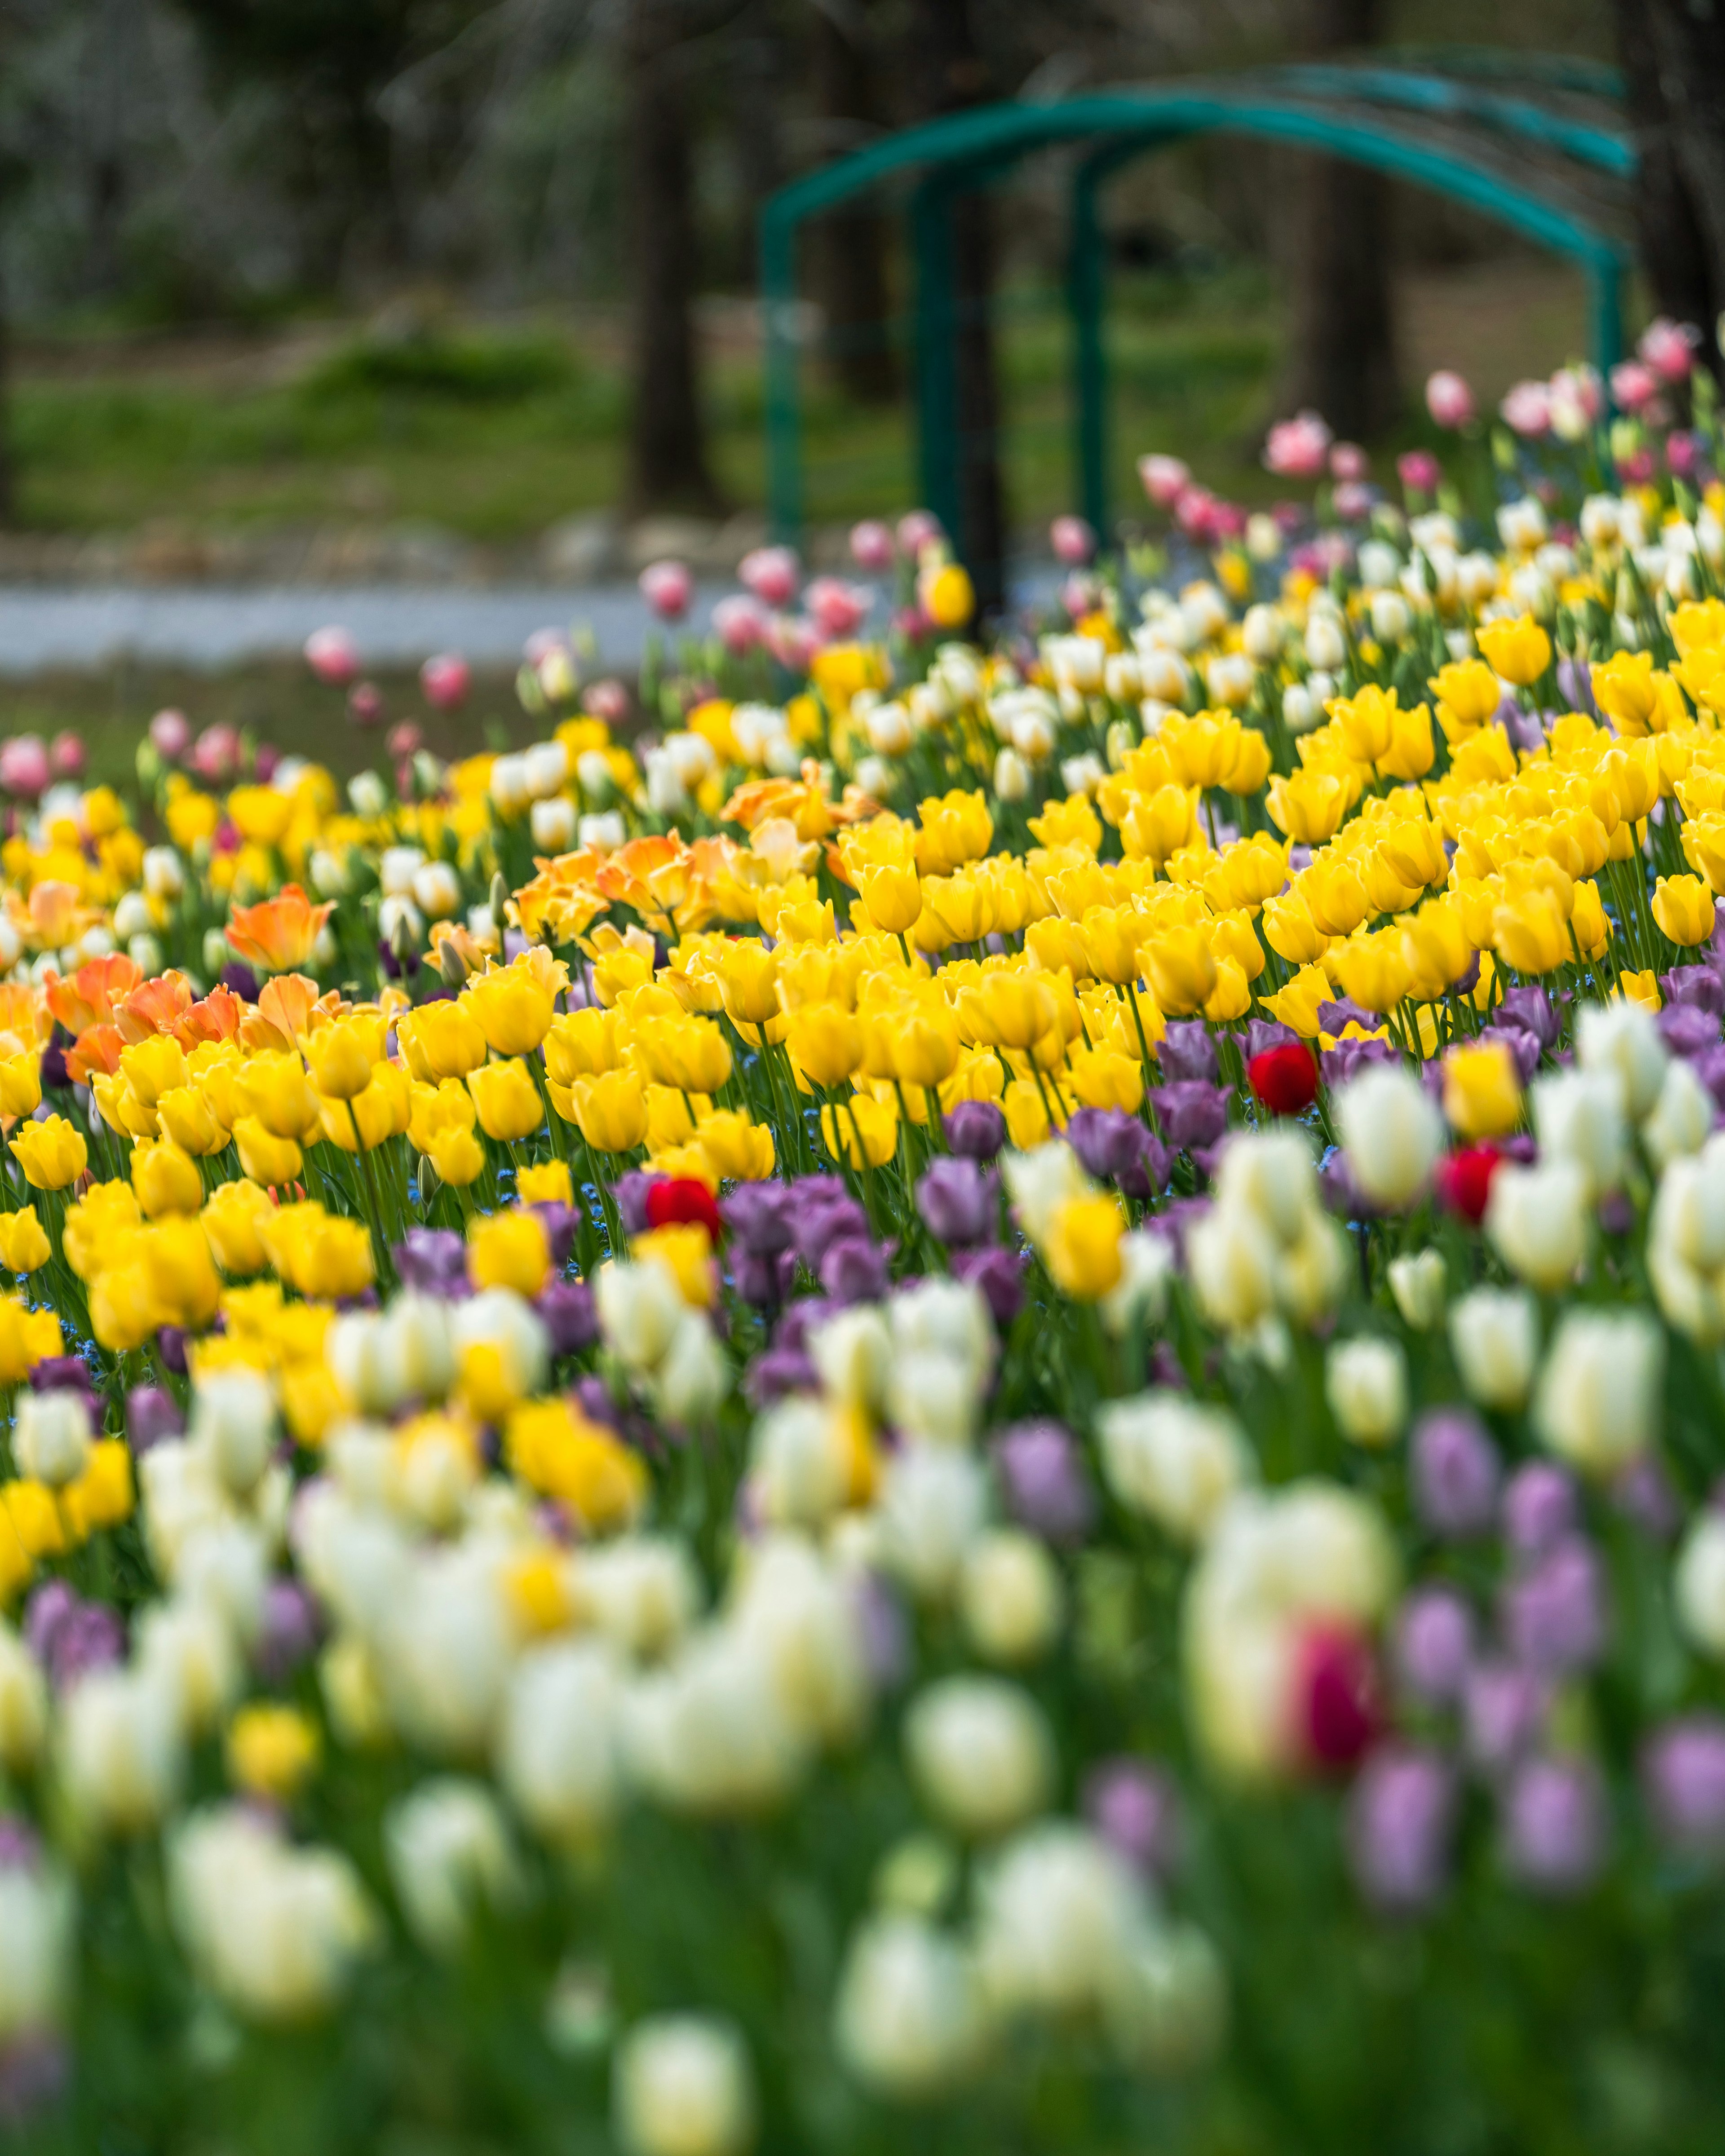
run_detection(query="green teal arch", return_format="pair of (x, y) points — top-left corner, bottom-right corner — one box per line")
(759, 67), (1634, 548)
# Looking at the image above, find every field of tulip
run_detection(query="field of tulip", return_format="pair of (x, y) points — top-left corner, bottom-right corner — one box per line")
(6, 321), (1725, 2156)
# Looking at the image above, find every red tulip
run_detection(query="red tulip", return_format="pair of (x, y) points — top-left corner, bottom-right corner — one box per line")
(645, 1176), (724, 1245)
(1248, 1042), (1318, 1116)
(1294, 1625), (1382, 1772)
(1435, 1144), (1503, 1225)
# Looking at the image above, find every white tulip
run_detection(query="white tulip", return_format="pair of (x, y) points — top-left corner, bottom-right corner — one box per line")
(751, 1397), (852, 1529)
(903, 1677), (1054, 1838)
(974, 1823), (1145, 2018)
(385, 1778), (521, 1956)
(624, 1630), (806, 1816)
(1675, 1513), (1725, 1658)
(1642, 1056), (1716, 1170)
(1533, 1308), (1663, 1478)
(807, 1304), (891, 1414)
(1448, 1287), (1539, 1411)
(59, 1669), (185, 1836)
(876, 1447), (987, 1602)
(0, 1861), (74, 2042)
(1336, 1065), (1443, 1210)
(410, 861), (461, 920)
(1530, 1067), (1628, 1195)
(1325, 1337), (1408, 1447)
(833, 1913), (986, 2099)
(1388, 1248), (1447, 1330)
(1097, 1392), (1252, 1542)
(731, 1535), (870, 1749)
(579, 1538), (701, 1663)
(12, 1388), (90, 1489)
(188, 1368), (277, 1498)
(1487, 1158), (1591, 1290)
(653, 1312), (729, 1425)
(615, 2015), (756, 2156)
(1577, 998), (1668, 1119)
(0, 1621), (46, 1773)
(959, 1530), (1063, 1664)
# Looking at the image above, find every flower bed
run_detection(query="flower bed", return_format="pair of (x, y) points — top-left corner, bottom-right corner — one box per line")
(4, 326), (1725, 2152)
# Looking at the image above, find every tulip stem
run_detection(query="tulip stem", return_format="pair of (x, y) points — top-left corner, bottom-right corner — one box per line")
(345, 1103), (394, 1288)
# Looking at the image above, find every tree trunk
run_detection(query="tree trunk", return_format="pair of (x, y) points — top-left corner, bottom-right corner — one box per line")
(905, 0), (1006, 617)
(809, 0), (897, 405)
(1612, 0), (1716, 336)
(1641, 0), (1725, 351)
(624, 0), (725, 516)
(1278, 0), (1399, 440)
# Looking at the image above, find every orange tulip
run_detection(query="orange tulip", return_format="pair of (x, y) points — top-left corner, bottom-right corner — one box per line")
(45, 954), (142, 1038)
(225, 884), (335, 974)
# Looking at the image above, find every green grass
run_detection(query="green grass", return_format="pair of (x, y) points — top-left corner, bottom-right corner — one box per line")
(8, 273), (1290, 543)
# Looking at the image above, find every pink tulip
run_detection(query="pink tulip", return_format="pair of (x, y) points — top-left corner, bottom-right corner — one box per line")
(348, 684), (385, 728)
(1332, 481), (1373, 524)
(1397, 450), (1442, 495)
(1061, 574), (1099, 620)
(712, 594), (769, 657)
(524, 627), (567, 667)
(739, 545), (801, 608)
(767, 615), (821, 671)
(1263, 411), (1333, 480)
(1668, 431), (1702, 479)
(1616, 446), (1657, 485)
(1329, 442), (1369, 483)
(849, 520), (895, 571)
(255, 745), (282, 783)
(638, 559), (694, 621)
(387, 722), (424, 760)
(0, 736), (49, 800)
(1424, 370), (1475, 429)
(305, 625), (360, 686)
(193, 725), (240, 784)
(805, 577), (872, 639)
(420, 653), (471, 711)
(584, 679), (631, 724)
(896, 509), (943, 557)
(149, 708), (191, 761)
(1174, 484), (1219, 538)
(1209, 500), (1247, 540)
(1137, 453), (1190, 508)
(1610, 360), (1658, 412)
(893, 602), (930, 639)
(1050, 514), (1097, 565)
(1639, 316), (1703, 384)
(49, 732), (87, 781)
(1500, 380), (1552, 437)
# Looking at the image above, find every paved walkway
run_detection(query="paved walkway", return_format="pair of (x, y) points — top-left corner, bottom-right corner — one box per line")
(0, 583), (746, 675)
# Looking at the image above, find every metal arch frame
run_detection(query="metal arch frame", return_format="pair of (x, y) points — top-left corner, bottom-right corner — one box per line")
(759, 75), (1635, 546)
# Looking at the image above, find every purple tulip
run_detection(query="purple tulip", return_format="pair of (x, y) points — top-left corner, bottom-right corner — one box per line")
(1464, 1661), (1548, 1774)
(252, 1580), (320, 1686)
(1157, 1020), (1216, 1084)
(744, 1346), (819, 1407)
(1643, 1714), (1725, 1851)
(944, 1100), (1007, 1161)
(125, 1384), (183, 1455)
(28, 1356), (94, 1402)
(723, 1181), (798, 1256)
(1148, 1081), (1230, 1153)
(1317, 995), (1381, 1038)
(536, 1279), (598, 1357)
(1659, 1003), (1720, 1060)
(1321, 1034), (1398, 1089)
(1477, 1023), (1541, 1084)
(1502, 1537), (1606, 1674)
(1083, 1758), (1179, 1878)
(1411, 1410), (1501, 1538)
(1348, 1745), (1458, 1911)
(1612, 1454), (1681, 1540)
(1498, 983), (1558, 1049)
(993, 1419), (1095, 1543)
(0, 1818), (40, 1872)
(1066, 1107), (1168, 1200)
(613, 1170), (656, 1237)
(1660, 966), (1725, 1019)
(916, 1158), (997, 1246)
(1695, 1043), (1725, 1110)
(1502, 1755), (1605, 1893)
(820, 1235), (890, 1306)
(393, 1227), (469, 1297)
(794, 1186), (870, 1273)
(951, 1244), (1024, 1327)
(24, 1582), (124, 1693)
(1241, 1017), (1299, 1061)
(1502, 1462), (1578, 1561)
(1395, 1586), (1476, 1704)
(531, 1202), (580, 1270)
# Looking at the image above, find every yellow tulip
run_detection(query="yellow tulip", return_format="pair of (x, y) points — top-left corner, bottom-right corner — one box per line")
(426, 1127), (486, 1187)
(237, 1051), (321, 1141)
(156, 1083), (228, 1157)
(1591, 649), (1662, 735)
(696, 1109), (775, 1181)
(148, 1217), (221, 1329)
(302, 1020), (378, 1102)
(227, 1704), (321, 1804)
(464, 959), (557, 1056)
(1476, 614), (1551, 687)
(1044, 1194), (1126, 1300)
(469, 1209), (551, 1299)
(0, 1209), (50, 1275)
(785, 1004), (863, 1088)
(1570, 879), (1612, 961)
(517, 1161), (573, 1206)
(1431, 658), (1503, 737)
(202, 1180), (275, 1277)
(719, 940), (780, 1028)
(921, 562), (974, 631)
(1261, 964), (1333, 1039)
(118, 1034), (187, 1110)
(1492, 889), (1570, 975)
(634, 1016), (733, 1095)
(232, 1117), (304, 1188)
(131, 1138), (204, 1219)
(631, 1224), (716, 1308)
(1443, 1042), (1523, 1139)
(469, 1058), (545, 1144)
(1653, 873), (1716, 948)
(1143, 928), (1217, 1018)
(544, 1008), (620, 1083)
(821, 1092), (898, 1169)
(12, 1115), (87, 1191)
(571, 1071), (647, 1154)
(398, 1000), (488, 1082)
(0, 1053), (40, 1121)
(855, 863), (921, 934)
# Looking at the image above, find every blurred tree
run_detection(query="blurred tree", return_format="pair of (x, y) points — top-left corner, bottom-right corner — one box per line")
(174, 0), (490, 287)
(1617, 0), (1725, 353)
(905, 0), (1005, 614)
(808, 0), (897, 404)
(1279, 0), (1399, 438)
(624, 0), (726, 514)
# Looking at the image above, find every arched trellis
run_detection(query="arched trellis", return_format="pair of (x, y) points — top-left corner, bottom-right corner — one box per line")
(758, 57), (1635, 550)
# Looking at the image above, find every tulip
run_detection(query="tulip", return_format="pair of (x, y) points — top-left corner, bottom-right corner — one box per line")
(469, 1059), (546, 1145)
(12, 1116), (86, 1192)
